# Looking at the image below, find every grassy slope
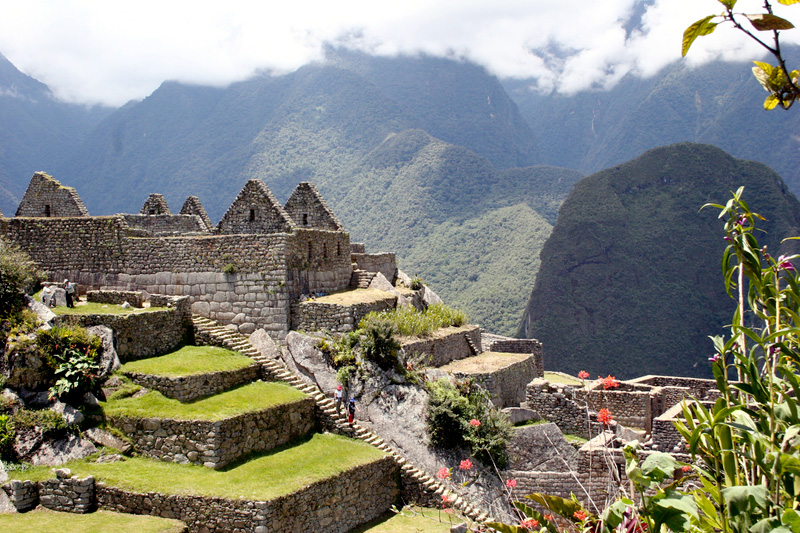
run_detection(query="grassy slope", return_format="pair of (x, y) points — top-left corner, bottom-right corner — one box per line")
(0, 508), (185, 533)
(119, 346), (253, 377)
(8, 434), (386, 502)
(519, 143), (800, 378)
(102, 381), (306, 421)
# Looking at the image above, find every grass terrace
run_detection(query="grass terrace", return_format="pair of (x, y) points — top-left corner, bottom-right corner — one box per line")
(363, 303), (467, 338)
(102, 381), (306, 421)
(0, 508), (186, 533)
(305, 288), (395, 306)
(119, 346), (253, 377)
(7, 434), (387, 502)
(353, 506), (460, 532)
(33, 291), (167, 315)
(438, 351), (530, 373)
(544, 371), (584, 386)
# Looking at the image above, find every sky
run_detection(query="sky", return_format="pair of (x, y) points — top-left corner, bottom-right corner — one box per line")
(1, 0), (798, 107)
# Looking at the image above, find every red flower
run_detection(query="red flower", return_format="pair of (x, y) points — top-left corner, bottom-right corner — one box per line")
(599, 375), (620, 389)
(506, 478), (517, 488)
(459, 459), (473, 470)
(574, 510), (587, 521)
(597, 408), (613, 425)
(469, 419), (481, 427)
(437, 467), (451, 480)
(681, 465), (692, 472)
(544, 514), (554, 521)
(520, 518), (539, 530)
(442, 494), (454, 504)
(578, 370), (590, 380)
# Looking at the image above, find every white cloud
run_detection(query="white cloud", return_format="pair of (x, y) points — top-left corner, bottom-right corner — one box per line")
(0, 0), (797, 106)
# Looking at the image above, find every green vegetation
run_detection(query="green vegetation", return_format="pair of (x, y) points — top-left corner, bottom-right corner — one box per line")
(361, 303), (466, 338)
(53, 302), (168, 315)
(0, 508), (186, 533)
(519, 143), (800, 378)
(543, 371), (583, 386)
(120, 346), (253, 377)
(9, 434), (386, 501)
(352, 506), (459, 532)
(425, 378), (512, 467)
(34, 325), (104, 401)
(0, 236), (41, 318)
(102, 381), (307, 421)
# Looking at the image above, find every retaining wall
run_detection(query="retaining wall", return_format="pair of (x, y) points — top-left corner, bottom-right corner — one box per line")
(526, 379), (603, 440)
(450, 354), (538, 408)
(55, 296), (192, 361)
(482, 337), (544, 377)
(109, 397), (316, 468)
(290, 291), (397, 332)
(39, 470), (95, 513)
(86, 290), (146, 307)
(401, 325), (482, 367)
(124, 364), (261, 402)
(351, 252), (397, 283)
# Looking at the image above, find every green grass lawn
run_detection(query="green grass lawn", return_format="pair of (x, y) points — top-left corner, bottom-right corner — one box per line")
(120, 346), (253, 377)
(0, 507), (186, 533)
(544, 371), (583, 386)
(9, 434), (388, 502)
(304, 288), (395, 306)
(353, 506), (462, 532)
(102, 381), (307, 421)
(33, 291), (167, 315)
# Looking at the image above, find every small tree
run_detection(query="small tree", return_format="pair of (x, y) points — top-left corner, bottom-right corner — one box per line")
(0, 236), (41, 317)
(683, 0), (800, 110)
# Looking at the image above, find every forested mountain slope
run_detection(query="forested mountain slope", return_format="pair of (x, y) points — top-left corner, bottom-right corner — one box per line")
(518, 143), (800, 378)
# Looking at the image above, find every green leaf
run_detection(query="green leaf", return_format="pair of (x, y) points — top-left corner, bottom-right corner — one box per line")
(723, 484), (768, 517)
(484, 522), (526, 533)
(776, 0), (800, 4)
(649, 491), (698, 532)
(682, 16), (718, 56)
(746, 13), (796, 30)
(641, 452), (681, 482)
(525, 493), (582, 521)
(764, 94), (780, 110)
(782, 509), (800, 533)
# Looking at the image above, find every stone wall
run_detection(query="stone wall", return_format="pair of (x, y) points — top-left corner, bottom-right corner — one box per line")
(526, 379), (603, 440)
(3, 216), (352, 339)
(86, 290), (146, 307)
(109, 396), (316, 468)
(122, 214), (208, 236)
(56, 296), (192, 361)
(140, 194), (171, 215)
(629, 375), (722, 401)
(283, 182), (344, 231)
(651, 402), (691, 453)
(124, 364), (260, 402)
(15, 172), (89, 218)
(39, 470), (95, 513)
(217, 179), (295, 235)
(574, 387), (654, 431)
(482, 337), (544, 377)
(401, 325), (482, 367)
(351, 252), (397, 284)
(2, 479), (38, 511)
(291, 291), (397, 332)
(94, 456), (398, 532)
(451, 354), (538, 408)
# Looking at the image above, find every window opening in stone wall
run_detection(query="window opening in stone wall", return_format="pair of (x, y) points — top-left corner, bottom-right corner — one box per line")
(308, 242), (313, 261)
(249, 208), (255, 222)
(44, 205), (51, 217)
(302, 213), (308, 226)
(323, 243), (327, 259)
(148, 209), (156, 215)
(337, 242), (341, 256)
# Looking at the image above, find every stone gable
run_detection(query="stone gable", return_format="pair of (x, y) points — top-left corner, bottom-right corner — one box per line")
(284, 182), (344, 231)
(139, 194), (171, 215)
(15, 172), (89, 218)
(179, 196), (213, 232)
(217, 179), (295, 234)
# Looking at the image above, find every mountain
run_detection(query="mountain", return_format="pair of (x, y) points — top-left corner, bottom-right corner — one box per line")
(334, 129), (581, 334)
(518, 143), (800, 378)
(0, 53), (111, 214)
(503, 50), (800, 197)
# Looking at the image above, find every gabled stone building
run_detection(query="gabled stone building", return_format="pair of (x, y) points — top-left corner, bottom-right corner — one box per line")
(2, 173), (366, 339)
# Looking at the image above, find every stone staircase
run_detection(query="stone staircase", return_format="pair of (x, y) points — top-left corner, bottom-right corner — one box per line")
(465, 335), (481, 356)
(191, 314), (492, 523)
(349, 268), (376, 289)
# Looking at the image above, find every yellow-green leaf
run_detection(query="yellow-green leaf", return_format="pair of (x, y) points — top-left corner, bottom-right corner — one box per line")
(682, 16), (718, 57)
(753, 63), (772, 90)
(776, 0), (800, 5)
(746, 13), (795, 31)
(718, 0), (737, 8)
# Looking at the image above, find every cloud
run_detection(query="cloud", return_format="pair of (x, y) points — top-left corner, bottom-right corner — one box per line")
(0, 0), (797, 106)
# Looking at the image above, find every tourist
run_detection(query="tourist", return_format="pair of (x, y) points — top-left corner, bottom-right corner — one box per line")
(41, 283), (55, 307)
(347, 397), (357, 425)
(334, 384), (343, 413)
(64, 279), (75, 308)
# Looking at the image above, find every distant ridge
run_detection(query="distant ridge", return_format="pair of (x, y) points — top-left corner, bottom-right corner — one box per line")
(518, 143), (800, 378)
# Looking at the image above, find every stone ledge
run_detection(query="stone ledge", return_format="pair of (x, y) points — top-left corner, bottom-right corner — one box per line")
(124, 364), (260, 402)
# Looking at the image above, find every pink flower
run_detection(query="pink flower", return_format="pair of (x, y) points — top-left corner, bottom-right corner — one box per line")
(442, 494), (454, 504)
(574, 510), (587, 521)
(708, 354), (721, 363)
(778, 255), (796, 273)
(459, 459), (473, 470)
(681, 465), (692, 473)
(599, 375), (620, 389)
(520, 518), (539, 530)
(506, 478), (517, 488)
(578, 370), (590, 380)
(597, 408), (613, 425)
(469, 419), (481, 427)
(444, 508), (454, 514)
(437, 467), (451, 480)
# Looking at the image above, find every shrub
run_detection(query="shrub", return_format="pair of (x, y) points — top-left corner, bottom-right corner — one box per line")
(222, 263), (238, 274)
(360, 304), (468, 338)
(426, 378), (512, 467)
(0, 414), (13, 461)
(359, 314), (400, 370)
(35, 326), (103, 401)
(0, 237), (42, 318)
(336, 365), (357, 387)
(12, 408), (69, 436)
(409, 277), (424, 290)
